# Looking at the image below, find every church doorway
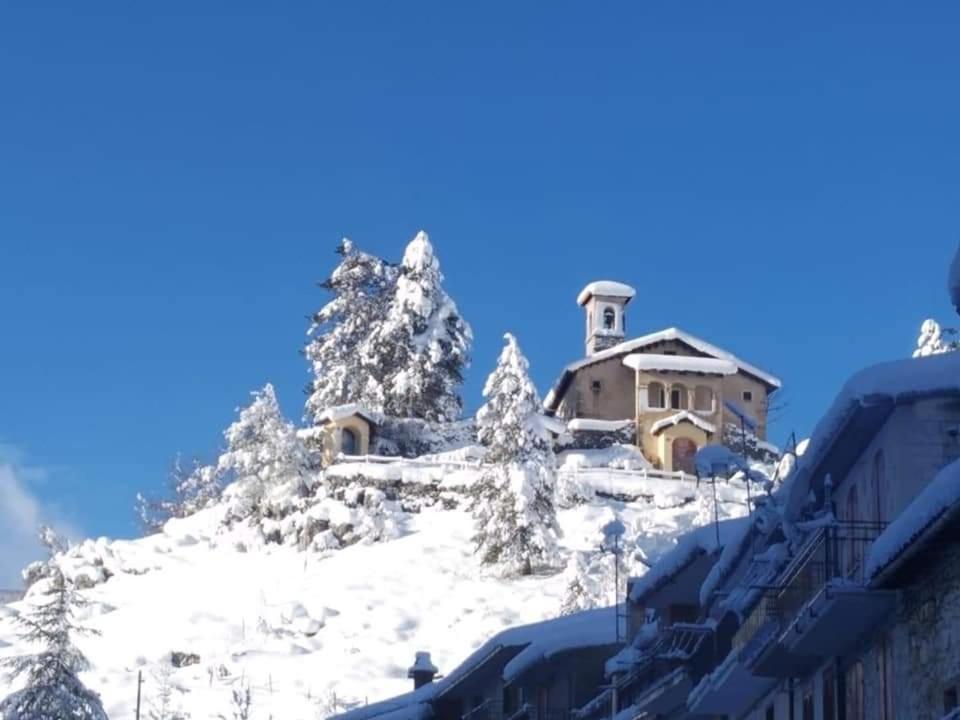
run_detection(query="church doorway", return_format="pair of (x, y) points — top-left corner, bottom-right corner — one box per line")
(671, 437), (698, 475)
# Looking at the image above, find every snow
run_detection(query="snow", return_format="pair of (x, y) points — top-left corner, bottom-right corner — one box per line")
(622, 354), (737, 376)
(649, 411), (717, 437)
(627, 517), (750, 604)
(557, 445), (651, 472)
(866, 458), (960, 581)
(576, 281), (636, 306)
(786, 350), (960, 517)
(318, 404), (382, 425)
(567, 419), (634, 433)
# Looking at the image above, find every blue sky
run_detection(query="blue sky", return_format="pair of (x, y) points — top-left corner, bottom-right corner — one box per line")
(1, 2), (958, 581)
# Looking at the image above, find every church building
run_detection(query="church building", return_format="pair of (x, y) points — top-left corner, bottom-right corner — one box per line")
(544, 281), (781, 475)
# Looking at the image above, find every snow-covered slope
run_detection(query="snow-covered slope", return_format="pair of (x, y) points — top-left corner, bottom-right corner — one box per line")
(0, 472), (750, 720)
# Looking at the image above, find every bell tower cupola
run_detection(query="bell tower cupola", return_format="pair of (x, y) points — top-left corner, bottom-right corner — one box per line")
(577, 280), (636, 356)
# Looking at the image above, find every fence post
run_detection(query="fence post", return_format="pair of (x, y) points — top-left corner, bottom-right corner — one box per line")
(135, 669), (142, 720)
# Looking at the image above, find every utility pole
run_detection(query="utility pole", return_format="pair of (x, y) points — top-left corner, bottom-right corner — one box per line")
(135, 669), (143, 720)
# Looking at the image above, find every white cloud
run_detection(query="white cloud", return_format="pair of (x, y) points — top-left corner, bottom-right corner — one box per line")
(0, 449), (82, 589)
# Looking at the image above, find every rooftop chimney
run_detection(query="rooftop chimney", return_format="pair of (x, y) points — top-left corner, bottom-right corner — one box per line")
(408, 651), (439, 690)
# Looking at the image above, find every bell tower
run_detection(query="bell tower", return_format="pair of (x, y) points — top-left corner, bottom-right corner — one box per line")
(577, 281), (636, 356)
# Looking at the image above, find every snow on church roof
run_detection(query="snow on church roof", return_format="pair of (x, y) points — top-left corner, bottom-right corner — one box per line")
(577, 281), (637, 306)
(545, 327), (781, 414)
(623, 353), (738, 376)
(316, 403), (382, 425)
(649, 411), (717, 436)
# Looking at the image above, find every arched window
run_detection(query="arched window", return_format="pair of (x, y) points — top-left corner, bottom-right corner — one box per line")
(602, 307), (616, 330)
(670, 384), (689, 410)
(341, 427), (360, 456)
(648, 382), (666, 409)
(694, 385), (714, 412)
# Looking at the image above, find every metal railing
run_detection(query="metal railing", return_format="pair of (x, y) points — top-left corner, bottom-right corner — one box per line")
(732, 521), (886, 652)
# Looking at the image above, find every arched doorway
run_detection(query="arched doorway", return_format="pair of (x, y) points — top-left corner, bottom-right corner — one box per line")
(672, 437), (697, 475)
(341, 427), (360, 456)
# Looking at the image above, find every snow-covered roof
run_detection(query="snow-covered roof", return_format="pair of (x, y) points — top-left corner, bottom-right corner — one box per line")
(866, 458), (960, 583)
(649, 411), (717, 437)
(785, 351), (960, 519)
(567, 418), (635, 433)
(623, 354), (737, 376)
(577, 281), (637, 307)
(628, 518), (750, 605)
(544, 327), (781, 414)
(317, 403), (382, 425)
(333, 607), (619, 720)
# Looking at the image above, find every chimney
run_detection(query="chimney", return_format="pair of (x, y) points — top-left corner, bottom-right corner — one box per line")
(408, 651), (439, 690)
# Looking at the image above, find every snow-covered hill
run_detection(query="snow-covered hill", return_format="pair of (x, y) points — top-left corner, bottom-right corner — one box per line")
(0, 467), (750, 720)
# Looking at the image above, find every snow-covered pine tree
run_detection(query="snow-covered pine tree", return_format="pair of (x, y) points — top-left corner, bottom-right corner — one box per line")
(364, 231), (472, 423)
(913, 318), (959, 357)
(471, 333), (559, 576)
(136, 455), (222, 533)
(218, 384), (307, 523)
(305, 239), (396, 423)
(0, 532), (108, 720)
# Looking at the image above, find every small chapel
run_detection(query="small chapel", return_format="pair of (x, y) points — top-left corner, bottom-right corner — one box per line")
(544, 281), (782, 475)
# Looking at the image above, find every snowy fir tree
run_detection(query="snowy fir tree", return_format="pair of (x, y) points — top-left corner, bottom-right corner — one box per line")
(363, 231), (472, 423)
(471, 333), (560, 576)
(218, 384), (307, 522)
(913, 318), (959, 357)
(304, 238), (397, 423)
(136, 455), (221, 533)
(0, 533), (108, 720)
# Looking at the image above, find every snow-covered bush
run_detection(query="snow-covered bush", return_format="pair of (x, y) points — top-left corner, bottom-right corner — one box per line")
(471, 334), (560, 576)
(362, 231), (472, 423)
(371, 417), (476, 458)
(136, 456), (222, 534)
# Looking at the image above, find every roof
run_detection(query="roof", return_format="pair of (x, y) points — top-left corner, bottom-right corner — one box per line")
(577, 281), (637, 306)
(649, 411), (717, 437)
(623, 354), (737, 376)
(867, 458), (960, 584)
(628, 518), (750, 606)
(333, 607), (619, 720)
(544, 327), (781, 414)
(317, 403), (382, 426)
(784, 350), (960, 520)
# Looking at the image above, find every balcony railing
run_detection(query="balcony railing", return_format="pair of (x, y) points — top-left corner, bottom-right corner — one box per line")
(732, 521), (887, 658)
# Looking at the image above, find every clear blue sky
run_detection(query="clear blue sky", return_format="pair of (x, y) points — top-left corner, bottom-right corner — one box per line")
(1, 2), (958, 551)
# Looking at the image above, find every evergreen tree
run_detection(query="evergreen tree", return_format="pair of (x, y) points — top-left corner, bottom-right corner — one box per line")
(136, 455), (221, 533)
(471, 334), (559, 576)
(219, 384), (307, 521)
(0, 532), (108, 720)
(913, 318), (959, 357)
(364, 231), (472, 422)
(305, 239), (396, 423)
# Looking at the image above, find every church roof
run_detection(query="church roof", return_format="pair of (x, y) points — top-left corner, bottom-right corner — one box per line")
(544, 327), (781, 414)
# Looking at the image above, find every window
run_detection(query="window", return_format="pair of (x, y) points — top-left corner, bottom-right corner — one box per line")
(872, 450), (887, 523)
(648, 382), (666, 409)
(742, 390), (754, 403)
(945, 685), (958, 713)
(670, 384), (689, 410)
(694, 385), (714, 412)
(602, 307), (616, 330)
(341, 427), (359, 456)
(823, 667), (836, 720)
(802, 687), (814, 720)
(591, 379), (602, 392)
(846, 661), (865, 720)
(765, 705), (775, 720)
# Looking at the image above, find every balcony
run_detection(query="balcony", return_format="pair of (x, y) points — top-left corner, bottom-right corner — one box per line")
(736, 521), (896, 677)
